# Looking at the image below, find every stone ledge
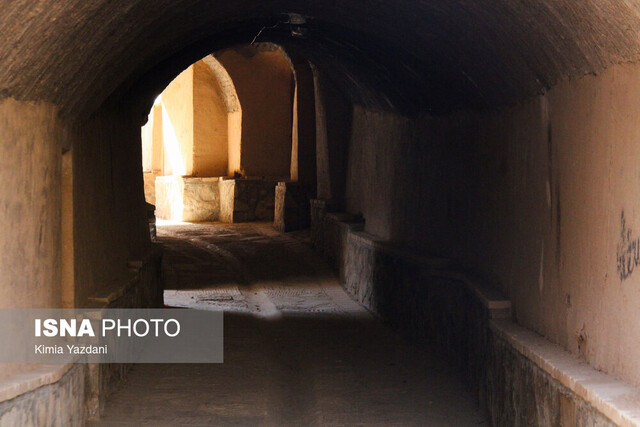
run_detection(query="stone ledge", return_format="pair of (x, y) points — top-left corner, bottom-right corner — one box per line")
(87, 245), (162, 308)
(429, 270), (511, 314)
(491, 319), (640, 427)
(87, 273), (138, 308)
(341, 225), (633, 424)
(339, 224), (628, 424)
(155, 176), (223, 183)
(341, 226), (508, 317)
(313, 203), (511, 312)
(0, 363), (76, 403)
(348, 230), (454, 270)
(310, 203), (633, 424)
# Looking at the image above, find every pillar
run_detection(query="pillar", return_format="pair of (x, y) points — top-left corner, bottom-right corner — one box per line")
(0, 99), (62, 308)
(313, 68), (352, 210)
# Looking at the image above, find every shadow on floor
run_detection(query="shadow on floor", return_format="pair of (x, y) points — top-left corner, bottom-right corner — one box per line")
(92, 222), (485, 426)
(93, 311), (484, 426)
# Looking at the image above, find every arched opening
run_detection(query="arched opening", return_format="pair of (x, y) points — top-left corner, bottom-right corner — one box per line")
(215, 43), (294, 179)
(141, 44), (317, 227)
(141, 54), (241, 185)
(139, 54), (243, 222)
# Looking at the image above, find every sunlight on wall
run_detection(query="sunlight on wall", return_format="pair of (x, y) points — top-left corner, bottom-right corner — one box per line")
(161, 104), (186, 176)
(167, 177), (185, 221)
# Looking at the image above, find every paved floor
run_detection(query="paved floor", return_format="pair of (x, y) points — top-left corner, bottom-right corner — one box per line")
(94, 222), (485, 426)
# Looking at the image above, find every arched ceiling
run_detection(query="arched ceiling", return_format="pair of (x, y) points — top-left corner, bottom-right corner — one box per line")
(2, 0), (640, 120)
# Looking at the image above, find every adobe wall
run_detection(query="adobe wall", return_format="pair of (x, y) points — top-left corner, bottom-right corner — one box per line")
(142, 103), (163, 204)
(0, 99), (159, 423)
(71, 108), (152, 307)
(142, 58), (238, 184)
(290, 56), (317, 190)
(216, 45), (293, 179)
(192, 61), (229, 177)
(161, 66), (194, 176)
(340, 61), (640, 389)
(0, 99), (65, 401)
(313, 69), (352, 210)
(0, 99), (62, 310)
(310, 208), (634, 424)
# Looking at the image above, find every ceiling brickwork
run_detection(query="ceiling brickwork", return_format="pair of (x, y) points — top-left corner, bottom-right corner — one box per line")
(2, 0), (640, 119)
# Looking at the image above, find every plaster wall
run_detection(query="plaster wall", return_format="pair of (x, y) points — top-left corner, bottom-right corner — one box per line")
(343, 61), (640, 388)
(314, 71), (352, 209)
(201, 55), (242, 177)
(228, 111), (242, 176)
(193, 61), (228, 177)
(0, 99), (62, 309)
(71, 108), (150, 307)
(150, 104), (163, 174)
(141, 112), (153, 172)
(161, 66), (194, 176)
(141, 103), (164, 204)
(216, 46), (293, 178)
(0, 101), (153, 418)
(311, 207), (630, 425)
(0, 99), (64, 386)
(143, 58), (238, 181)
(290, 57), (317, 189)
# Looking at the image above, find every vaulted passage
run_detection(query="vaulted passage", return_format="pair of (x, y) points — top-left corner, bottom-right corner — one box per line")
(3, 1), (640, 425)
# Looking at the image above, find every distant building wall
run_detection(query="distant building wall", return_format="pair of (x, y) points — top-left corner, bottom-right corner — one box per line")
(216, 45), (294, 179)
(193, 61), (229, 177)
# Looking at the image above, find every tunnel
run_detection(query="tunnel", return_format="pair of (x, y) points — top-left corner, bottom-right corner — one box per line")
(1, 0), (640, 425)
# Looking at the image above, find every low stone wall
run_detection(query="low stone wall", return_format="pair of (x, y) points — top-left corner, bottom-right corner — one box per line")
(155, 176), (183, 220)
(84, 245), (163, 420)
(219, 179), (235, 223)
(155, 176), (276, 223)
(0, 364), (85, 426)
(310, 199), (363, 278)
(143, 172), (158, 205)
(232, 179), (277, 222)
(484, 325), (615, 426)
(181, 178), (221, 222)
(310, 199), (640, 426)
(0, 238), (163, 424)
(274, 182), (312, 232)
(155, 176), (221, 222)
